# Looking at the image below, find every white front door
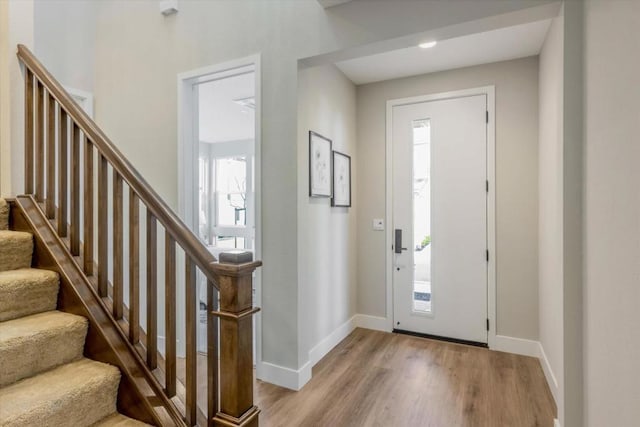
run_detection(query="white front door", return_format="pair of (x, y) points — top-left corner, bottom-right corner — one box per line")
(392, 94), (488, 344)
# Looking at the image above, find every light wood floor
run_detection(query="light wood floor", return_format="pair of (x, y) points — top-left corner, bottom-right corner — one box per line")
(255, 328), (556, 427)
(178, 328), (556, 426)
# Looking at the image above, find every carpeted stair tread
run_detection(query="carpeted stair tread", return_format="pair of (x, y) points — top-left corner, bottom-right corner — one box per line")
(0, 230), (33, 272)
(0, 358), (121, 427)
(0, 268), (59, 322)
(0, 311), (88, 387)
(91, 414), (152, 427)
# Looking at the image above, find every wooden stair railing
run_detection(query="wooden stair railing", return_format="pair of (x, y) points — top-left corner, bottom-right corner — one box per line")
(16, 44), (261, 427)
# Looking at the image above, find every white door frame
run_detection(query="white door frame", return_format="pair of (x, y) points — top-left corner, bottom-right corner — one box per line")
(177, 55), (262, 361)
(385, 86), (496, 348)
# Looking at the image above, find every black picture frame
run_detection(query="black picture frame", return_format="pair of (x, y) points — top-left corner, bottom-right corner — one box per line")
(309, 131), (333, 198)
(331, 150), (351, 208)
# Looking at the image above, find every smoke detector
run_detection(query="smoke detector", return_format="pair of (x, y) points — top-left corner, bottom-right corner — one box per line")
(160, 0), (178, 16)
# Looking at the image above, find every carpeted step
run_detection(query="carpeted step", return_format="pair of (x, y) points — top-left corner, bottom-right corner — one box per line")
(0, 199), (8, 230)
(0, 358), (121, 427)
(0, 230), (33, 272)
(92, 414), (152, 427)
(0, 311), (88, 387)
(0, 268), (59, 322)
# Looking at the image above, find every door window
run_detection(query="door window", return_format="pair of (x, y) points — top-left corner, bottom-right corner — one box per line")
(412, 119), (432, 313)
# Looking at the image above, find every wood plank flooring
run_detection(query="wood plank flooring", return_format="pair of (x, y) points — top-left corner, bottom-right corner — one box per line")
(255, 328), (556, 427)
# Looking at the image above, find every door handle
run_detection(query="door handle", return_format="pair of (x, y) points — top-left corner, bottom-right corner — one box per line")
(394, 229), (408, 254)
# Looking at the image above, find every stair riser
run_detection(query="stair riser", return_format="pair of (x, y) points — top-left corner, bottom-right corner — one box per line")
(0, 318), (87, 387)
(0, 269), (59, 322)
(0, 361), (120, 427)
(0, 231), (33, 272)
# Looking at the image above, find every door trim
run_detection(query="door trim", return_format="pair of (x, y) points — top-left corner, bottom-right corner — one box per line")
(176, 55), (262, 364)
(385, 86), (496, 348)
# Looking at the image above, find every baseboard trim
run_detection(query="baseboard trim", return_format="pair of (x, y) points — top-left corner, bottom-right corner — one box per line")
(492, 334), (540, 358)
(257, 314), (390, 391)
(554, 418), (561, 427)
(353, 314), (390, 332)
(309, 316), (357, 366)
(256, 360), (311, 391)
(158, 336), (165, 356)
(538, 341), (560, 406)
(158, 336), (187, 358)
(492, 336), (560, 419)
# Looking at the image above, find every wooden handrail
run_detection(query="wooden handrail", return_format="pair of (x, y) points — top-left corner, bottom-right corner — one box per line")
(16, 44), (221, 288)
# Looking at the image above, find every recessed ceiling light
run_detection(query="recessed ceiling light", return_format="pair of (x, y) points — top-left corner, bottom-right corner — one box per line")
(418, 41), (437, 49)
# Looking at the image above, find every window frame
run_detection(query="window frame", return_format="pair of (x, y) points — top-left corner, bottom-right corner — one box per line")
(198, 139), (255, 250)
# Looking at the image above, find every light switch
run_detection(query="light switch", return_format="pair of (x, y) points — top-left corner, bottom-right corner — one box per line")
(372, 219), (384, 231)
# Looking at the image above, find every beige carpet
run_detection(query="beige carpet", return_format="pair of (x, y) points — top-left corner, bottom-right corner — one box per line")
(0, 198), (8, 230)
(0, 199), (151, 426)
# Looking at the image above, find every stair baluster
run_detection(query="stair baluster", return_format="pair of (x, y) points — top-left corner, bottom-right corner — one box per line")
(57, 109), (68, 237)
(165, 232), (177, 398)
(45, 94), (55, 219)
(83, 138), (94, 275)
(113, 172), (124, 320)
(129, 189), (140, 345)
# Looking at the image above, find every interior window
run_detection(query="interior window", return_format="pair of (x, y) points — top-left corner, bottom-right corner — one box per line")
(198, 143), (254, 251)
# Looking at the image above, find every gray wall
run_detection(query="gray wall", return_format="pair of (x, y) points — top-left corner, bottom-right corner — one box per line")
(561, 2), (584, 425)
(584, 1), (640, 425)
(538, 10), (564, 412)
(356, 56), (540, 340)
(297, 64), (357, 365)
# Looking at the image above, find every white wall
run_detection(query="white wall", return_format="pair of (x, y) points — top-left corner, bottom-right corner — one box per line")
(297, 63), (357, 368)
(34, 0), (97, 93)
(0, 0), (33, 197)
(356, 57), (540, 340)
(537, 10), (564, 414)
(583, 1), (640, 426)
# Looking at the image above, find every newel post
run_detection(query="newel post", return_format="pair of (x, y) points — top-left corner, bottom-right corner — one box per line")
(212, 251), (261, 427)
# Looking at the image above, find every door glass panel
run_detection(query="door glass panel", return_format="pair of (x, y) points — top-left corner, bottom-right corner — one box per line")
(412, 119), (431, 313)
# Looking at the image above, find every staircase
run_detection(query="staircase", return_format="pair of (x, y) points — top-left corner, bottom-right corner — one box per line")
(0, 198), (148, 426)
(5, 45), (262, 426)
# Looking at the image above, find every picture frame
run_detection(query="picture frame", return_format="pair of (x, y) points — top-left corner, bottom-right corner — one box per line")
(309, 131), (332, 197)
(331, 150), (351, 207)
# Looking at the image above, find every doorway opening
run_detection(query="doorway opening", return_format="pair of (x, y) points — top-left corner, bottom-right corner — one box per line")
(177, 56), (262, 390)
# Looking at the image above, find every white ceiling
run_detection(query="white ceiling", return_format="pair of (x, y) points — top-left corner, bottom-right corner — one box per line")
(335, 19), (552, 85)
(198, 72), (255, 144)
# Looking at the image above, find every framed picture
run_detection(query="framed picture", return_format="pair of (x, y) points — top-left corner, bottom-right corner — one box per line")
(332, 150), (351, 207)
(309, 131), (332, 197)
